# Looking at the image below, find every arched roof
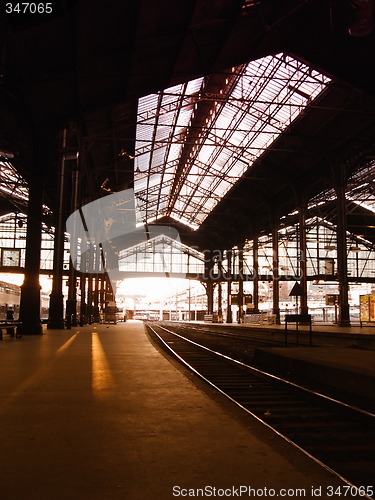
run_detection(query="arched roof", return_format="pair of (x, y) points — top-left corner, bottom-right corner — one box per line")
(1, 0), (375, 251)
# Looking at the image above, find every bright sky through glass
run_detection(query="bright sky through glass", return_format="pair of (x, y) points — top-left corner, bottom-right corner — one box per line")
(134, 53), (331, 229)
(0, 160), (29, 202)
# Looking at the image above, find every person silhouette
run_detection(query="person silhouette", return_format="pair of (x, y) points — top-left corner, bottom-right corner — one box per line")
(6, 307), (15, 337)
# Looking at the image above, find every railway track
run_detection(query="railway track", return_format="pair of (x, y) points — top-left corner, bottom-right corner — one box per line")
(146, 322), (375, 498)
(163, 321), (375, 351)
(156, 322), (375, 413)
(161, 321), (285, 350)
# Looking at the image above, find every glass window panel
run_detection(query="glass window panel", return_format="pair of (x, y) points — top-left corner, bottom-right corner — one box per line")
(135, 53), (330, 229)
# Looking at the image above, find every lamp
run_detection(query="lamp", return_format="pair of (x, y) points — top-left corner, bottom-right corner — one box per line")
(348, 0), (374, 37)
(0, 149), (14, 159)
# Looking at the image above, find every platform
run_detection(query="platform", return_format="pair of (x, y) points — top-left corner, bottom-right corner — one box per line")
(0, 321), (352, 499)
(179, 320), (375, 404)
(254, 345), (375, 403)
(181, 320), (375, 350)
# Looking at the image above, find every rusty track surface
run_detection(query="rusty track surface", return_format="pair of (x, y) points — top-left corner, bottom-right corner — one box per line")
(146, 322), (375, 498)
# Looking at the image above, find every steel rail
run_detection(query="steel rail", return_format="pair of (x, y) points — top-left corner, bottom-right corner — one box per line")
(147, 323), (375, 499)
(158, 323), (375, 418)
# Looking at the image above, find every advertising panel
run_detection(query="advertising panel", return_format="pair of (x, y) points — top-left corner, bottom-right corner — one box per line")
(360, 294), (370, 322)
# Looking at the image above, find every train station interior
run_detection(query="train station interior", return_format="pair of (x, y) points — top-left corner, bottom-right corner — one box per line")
(0, 1), (375, 499)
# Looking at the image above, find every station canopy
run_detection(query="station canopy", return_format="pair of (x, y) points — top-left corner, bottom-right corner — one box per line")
(0, 159), (29, 206)
(134, 53), (331, 230)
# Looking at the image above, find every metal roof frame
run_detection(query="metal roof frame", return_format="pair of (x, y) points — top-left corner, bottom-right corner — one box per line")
(134, 52), (331, 229)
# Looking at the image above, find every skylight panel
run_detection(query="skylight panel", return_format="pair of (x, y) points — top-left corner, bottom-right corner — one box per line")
(135, 53), (330, 228)
(0, 160), (29, 202)
(351, 200), (375, 214)
(134, 77), (204, 220)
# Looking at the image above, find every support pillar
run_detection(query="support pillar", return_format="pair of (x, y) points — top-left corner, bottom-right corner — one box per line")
(93, 272), (100, 323)
(298, 202), (308, 316)
(79, 274), (87, 327)
(217, 282), (223, 322)
(99, 274), (106, 316)
(66, 151), (80, 328)
(206, 281), (214, 315)
(105, 275), (114, 304)
(204, 251), (214, 315)
(335, 167), (351, 326)
(272, 214), (281, 324)
(48, 128), (68, 329)
(86, 242), (95, 324)
(252, 236), (260, 314)
(79, 233), (88, 327)
(65, 280), (77, 329)
(226, 249), (233, 323)
(87, 274), (93, 324)
(18, 168), (43, 335)
(238, 245), (244, 323)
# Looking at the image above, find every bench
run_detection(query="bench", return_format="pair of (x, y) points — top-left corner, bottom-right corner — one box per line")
(0, 321), (22, 340)
(284, 314), (312, 346)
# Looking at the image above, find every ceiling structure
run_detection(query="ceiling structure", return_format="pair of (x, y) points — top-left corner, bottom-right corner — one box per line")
(1, 0), (375, 253)
(133, 53), (331, 230)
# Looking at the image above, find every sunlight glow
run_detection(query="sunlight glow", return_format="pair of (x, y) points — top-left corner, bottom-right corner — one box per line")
(92, 332), (114, 395)
(116, 277), (193, 302)
(56, 333), (78, 354)
(134, 53), (330, 228)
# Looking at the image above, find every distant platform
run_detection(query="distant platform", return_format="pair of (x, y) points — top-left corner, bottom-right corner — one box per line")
(254, 346), (375, 403)
(178, 320), (375, 342)
(0, 321), (349, 498)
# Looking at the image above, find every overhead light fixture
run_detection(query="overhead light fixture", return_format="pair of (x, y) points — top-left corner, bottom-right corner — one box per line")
(119, 149), (135, 159)
(348, 0), (374, 37)
(0, 149), (14, 159)
(287, 84), (311, 102)
(100, 178), (111, 192)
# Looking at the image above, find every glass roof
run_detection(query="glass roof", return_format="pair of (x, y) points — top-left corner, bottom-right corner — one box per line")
(0, 159), (29, 204)
(0, 159), (53, 216)
(346, 162), (375, 216)
(134, 53), (331, 230)
(307, 161), (375, 217)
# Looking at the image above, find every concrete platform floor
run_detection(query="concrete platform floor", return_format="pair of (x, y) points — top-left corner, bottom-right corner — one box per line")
(254, 346), (375, 403)
(0, 321), (351, 499)
(183, 320), (375, 343)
